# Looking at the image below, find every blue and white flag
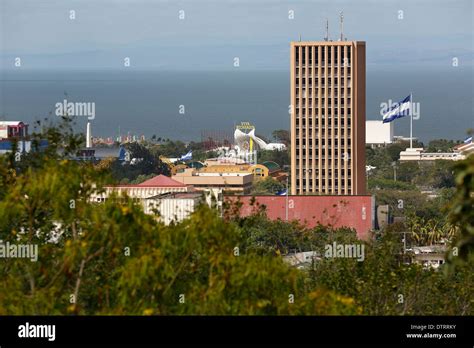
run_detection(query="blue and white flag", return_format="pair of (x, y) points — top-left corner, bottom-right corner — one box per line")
(179, 150), (192, 161)
(464, 136), (472, 144)
(118, 146), (127, 161)
(276, 188), (288, 196)
(382, 95), (412, 123)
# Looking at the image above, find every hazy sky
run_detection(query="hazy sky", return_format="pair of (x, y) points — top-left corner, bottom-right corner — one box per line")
(1, 0), (473, 70)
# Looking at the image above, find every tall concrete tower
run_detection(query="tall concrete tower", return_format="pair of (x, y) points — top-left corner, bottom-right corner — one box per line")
(290, 40), (366, 195)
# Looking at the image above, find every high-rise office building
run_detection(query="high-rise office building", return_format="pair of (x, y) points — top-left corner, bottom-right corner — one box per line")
(290, 40), (366, 195)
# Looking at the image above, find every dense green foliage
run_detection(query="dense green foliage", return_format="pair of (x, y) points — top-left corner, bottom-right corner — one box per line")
(449, 155), (474, 261)
(224, 201), (473, 315)
(0, 123), (472, 315)
(251, 177), (286, 195)
(257, 149), (290, 167)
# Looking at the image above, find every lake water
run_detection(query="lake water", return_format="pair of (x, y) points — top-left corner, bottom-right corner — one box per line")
(0, 68), (472, 143)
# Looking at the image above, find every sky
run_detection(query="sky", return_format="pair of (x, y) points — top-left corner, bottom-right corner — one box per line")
(0, 0), (473, 70)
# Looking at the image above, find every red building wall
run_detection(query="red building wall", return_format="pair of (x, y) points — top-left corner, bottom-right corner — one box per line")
(225, 195), (374, 239)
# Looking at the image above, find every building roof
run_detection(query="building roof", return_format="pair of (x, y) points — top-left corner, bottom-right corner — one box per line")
(92, 147), (122, 158)
(147, 192), (203, 200)
(0, 121), (27, 126)
(262, 161), (281, 172)
(139, 174), (187, 187)
(187, 161), (205, 169)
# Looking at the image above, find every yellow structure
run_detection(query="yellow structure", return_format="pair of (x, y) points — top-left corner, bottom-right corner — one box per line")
(200, 161), (286, 181)
(159, 155), (187, 175)
(172, 168), (253, 194)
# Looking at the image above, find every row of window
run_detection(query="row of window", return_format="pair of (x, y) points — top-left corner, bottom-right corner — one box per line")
(297, 169), (352, 175)
(295, 127), (351, 133)
(296, 180), (352, 187)
(295, 46), (352, 64)
(296, 117), (351, 124)
(296, 78), (351, 85)
(296, 159), (351, 164)
(296, 138), (352, 146)
(296, 116), (352, 124)
(295, 70), (350, 76)
(296, 187), (352, 193)
(295, 93), (352, 98)
(295, 107), (351, 112)
(296, 97), (351, 103)
(296, 112), (352, 118)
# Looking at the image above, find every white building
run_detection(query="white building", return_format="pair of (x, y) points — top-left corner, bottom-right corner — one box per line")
(90, 175), (217, 224)
(144, 192), (204, 225)
(410, 245), (447, 270)
(91, 175), (191, 202)
(365, 120), (394, 147)
(399, 142), (474, 161)
(283, 251), (321, 269)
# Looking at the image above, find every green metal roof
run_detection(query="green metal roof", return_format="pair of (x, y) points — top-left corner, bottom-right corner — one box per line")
(262, 161), (280, 172)
(187, 161), (205, 169)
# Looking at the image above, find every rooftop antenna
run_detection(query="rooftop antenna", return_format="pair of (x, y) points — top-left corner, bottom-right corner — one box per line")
(339, 11), (345, 41)
(324, 18), (329, 41)
(299, 34), (302, 42)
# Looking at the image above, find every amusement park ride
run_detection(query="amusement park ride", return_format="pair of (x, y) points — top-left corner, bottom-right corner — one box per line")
(160, 122), (286, 172)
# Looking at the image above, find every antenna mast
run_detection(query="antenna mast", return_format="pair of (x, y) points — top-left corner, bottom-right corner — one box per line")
(325, 18), (329, 41)
(340, 11), (344, 41)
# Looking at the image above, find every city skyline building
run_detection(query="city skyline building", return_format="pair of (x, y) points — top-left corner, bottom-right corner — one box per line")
(290, 40), (366, 195)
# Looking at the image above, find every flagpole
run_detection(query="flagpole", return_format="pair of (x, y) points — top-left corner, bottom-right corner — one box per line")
(285, 176), (289, 221)
(410, 92), (413, 149)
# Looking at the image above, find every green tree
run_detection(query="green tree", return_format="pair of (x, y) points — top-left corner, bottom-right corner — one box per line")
(427, 139), (458, 153)
(257, 149), (290, 167)
(272, 129), (290, 146)
(251, 177), (285, 195)
(0, 125), (358, 315)
(109, 142), (169, 182)
(449, 155), (474, 261)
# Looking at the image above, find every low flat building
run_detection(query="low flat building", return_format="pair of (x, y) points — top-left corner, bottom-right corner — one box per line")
(199, 161), (287, 182)
(172, 168), (254, 194)
(0, 121), (38, 154)
(0, 121), (29, 139)
(455, 141), (474, 159)
(283, 251), (321, 269)
(409, 245), (447, 269)
(144, 192), (204, 225)
(91, 174), (192, 202)
(225, 195), (374, 239)
(399, 145), (473, 161)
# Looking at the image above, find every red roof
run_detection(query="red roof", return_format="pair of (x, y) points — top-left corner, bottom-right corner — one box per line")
(138, 175), (187, 187)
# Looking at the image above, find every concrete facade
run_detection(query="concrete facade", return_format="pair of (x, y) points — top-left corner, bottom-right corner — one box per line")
(144, 192), (203, 225)
(290, 41), (366, 195)
(172, 168), (254, 194)
(366, 120), (393, 146)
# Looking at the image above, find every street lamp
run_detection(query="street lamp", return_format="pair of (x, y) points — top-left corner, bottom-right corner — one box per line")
(391, 161), (397, 181)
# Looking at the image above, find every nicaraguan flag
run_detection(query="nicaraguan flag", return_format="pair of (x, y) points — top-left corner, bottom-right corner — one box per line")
(382, 95), (412, 123)
(276, 188), (287, 196)
(464, 136), (473, 144)
(118, 146), (127, 161)
(179, 150), (192, 161)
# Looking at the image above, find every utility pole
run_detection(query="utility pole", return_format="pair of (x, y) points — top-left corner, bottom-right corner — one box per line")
(392, 161), (397, 181)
